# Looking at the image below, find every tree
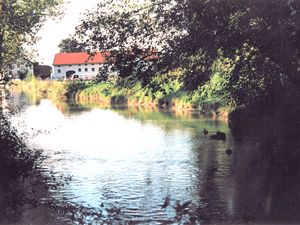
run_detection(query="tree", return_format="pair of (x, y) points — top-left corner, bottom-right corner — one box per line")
(0, 0), (63, 82)
(75, 0), (178, 83)
(74, 0), (244, 84)
(58, 37), (87, 53)
(76, 0), (300, 107)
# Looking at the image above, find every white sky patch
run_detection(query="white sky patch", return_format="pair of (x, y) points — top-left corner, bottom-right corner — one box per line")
(34, 0), (100, 65)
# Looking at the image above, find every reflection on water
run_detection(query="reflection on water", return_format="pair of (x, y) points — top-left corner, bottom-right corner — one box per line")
(9, 92), (300, 224)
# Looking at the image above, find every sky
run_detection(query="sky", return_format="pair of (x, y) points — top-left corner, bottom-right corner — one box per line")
(34, 0), (100, 65)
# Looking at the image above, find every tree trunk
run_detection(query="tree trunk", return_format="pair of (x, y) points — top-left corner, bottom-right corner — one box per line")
(0, 0), (6, 81)
(0, 27), (4, 81)
(0, 24), (5, 110)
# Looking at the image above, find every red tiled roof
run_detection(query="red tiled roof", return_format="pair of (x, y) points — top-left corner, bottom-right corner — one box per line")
(53, 52), (108, 65)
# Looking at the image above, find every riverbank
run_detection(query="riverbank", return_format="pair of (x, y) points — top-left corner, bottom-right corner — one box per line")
(12, 77), (231, 120)
(12, 78), (68, 100)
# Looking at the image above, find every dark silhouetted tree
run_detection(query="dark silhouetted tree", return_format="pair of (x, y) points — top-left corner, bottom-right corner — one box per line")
(58, 37), (87, 53)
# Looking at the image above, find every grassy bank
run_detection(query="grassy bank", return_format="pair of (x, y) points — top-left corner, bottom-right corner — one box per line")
(76, 82), (229, 119)
(13, 73), (231, 119)
(12, 76), (68, 100)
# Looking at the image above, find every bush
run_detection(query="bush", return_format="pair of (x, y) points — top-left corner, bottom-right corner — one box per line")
(226, 44), (289, 107)
(66, 81), (90, 99)
(200, 55), (235, 108)
(149, 69), (184, 95)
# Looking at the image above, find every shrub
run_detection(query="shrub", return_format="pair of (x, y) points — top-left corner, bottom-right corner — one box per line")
(200, 55), (235, 108)
(149, 69), (184, 95)
(66, 81), (90, 98)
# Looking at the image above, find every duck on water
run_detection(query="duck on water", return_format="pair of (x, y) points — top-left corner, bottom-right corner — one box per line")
(210, 131), (226, 141)
(203, 128), (226, 141)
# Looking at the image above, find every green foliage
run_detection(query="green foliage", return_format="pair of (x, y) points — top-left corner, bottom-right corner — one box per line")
(149, 69), (184, 94)
(15, 0), (300, 114)
(75, 0), (300, 111)
(200, 55), (235, 107)
(0, 115), (35, 182)
(66, 81), (90, 99)
(0, 0), (62, 81)
(75, 0), (170, 80)
(224, 44), (291, 107)
(110, 87), (127, 104)
(178, 50), (213, 90)
(76, 70), (197, 110)
(15, 77), (68, 99)
(77, 82), (113, 103)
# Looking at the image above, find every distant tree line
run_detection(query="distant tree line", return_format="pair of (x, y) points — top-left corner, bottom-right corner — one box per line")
(58, 37), (87, 53)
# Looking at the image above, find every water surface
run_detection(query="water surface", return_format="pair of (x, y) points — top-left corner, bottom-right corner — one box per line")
(9, 92), (300, 224)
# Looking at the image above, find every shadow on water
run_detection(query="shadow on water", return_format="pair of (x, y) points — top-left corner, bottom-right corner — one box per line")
(223, 102), (300, 224)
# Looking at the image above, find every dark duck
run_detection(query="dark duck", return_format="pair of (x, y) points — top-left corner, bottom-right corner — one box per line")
(210, 131), (226, 141)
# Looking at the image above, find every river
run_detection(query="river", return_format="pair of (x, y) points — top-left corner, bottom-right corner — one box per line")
(7, 92), (300, 224)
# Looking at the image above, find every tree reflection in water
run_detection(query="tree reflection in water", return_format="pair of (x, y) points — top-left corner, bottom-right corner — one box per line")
(226, 110), (300, 224)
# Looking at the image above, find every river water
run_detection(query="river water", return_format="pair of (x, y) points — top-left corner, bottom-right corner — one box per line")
(8, 92), (300, 224)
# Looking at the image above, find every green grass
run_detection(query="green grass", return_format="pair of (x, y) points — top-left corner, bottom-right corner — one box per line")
(77, 82), (201, 111)
(13, 76), (68, 100)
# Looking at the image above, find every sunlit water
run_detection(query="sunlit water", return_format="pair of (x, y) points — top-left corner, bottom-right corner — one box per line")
(8, 92), (300, 224)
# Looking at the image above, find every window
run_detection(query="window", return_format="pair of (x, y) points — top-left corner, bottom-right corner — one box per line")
(78, 64), (81, 66)
(9, 71), (12, 75)
(58, 69), (61, 73)
(85, 68), (88, 72)
(57, 65), (61, 67)
(78, 68), (82, 72)
(69, 65), (72, 67)
(92, 68), (95, 72)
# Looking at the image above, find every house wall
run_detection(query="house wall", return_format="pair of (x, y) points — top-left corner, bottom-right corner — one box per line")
(7, 62), (33, 79)
(52, 63), (104, 79)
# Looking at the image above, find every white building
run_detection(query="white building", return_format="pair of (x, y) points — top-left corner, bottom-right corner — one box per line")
(52, 52), (108, 79)
(7, 61), (33, 79)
